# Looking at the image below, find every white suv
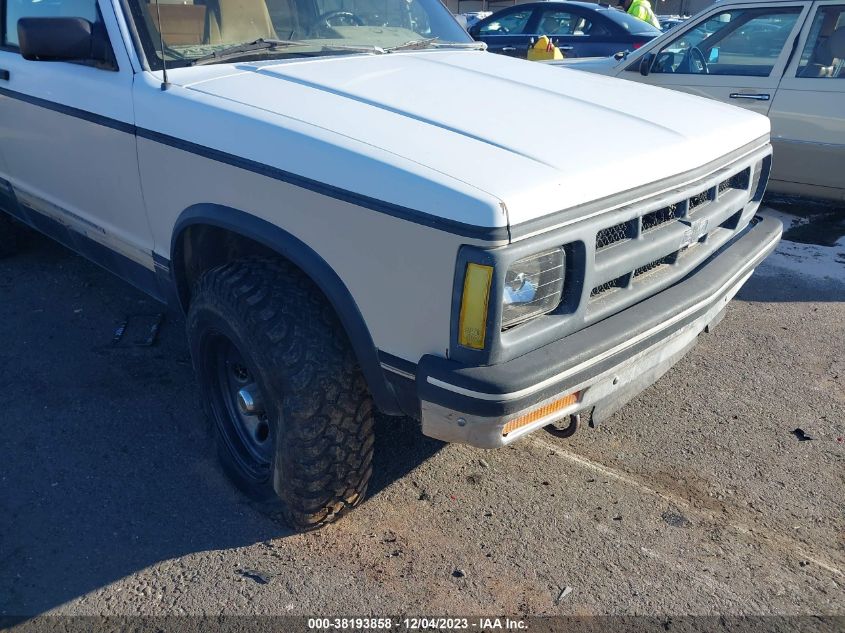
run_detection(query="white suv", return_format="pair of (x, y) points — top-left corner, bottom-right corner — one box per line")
(0, 0), (781, 528)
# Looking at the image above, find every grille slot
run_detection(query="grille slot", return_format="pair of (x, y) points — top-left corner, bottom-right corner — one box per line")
(590, 275), (628, 298)
(688, 190), (710, 213)
(595, 219), (636, 251)
(633, 252), (677, 279)
(720, 209), (743, 231)
(718, 168), (750, 195)
(641, 204), (680, 232)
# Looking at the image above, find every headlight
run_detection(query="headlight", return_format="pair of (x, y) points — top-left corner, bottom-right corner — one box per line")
(502, 248), (564, 329)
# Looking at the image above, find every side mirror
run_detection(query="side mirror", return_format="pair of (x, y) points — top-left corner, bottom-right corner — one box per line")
(17, 17), (107, 63)
(639, 52), (655, 76)
(468, 24), (480, 38)
(708, 47), (720, 63)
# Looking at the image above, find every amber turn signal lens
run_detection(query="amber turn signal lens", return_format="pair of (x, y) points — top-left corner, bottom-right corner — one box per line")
(458, 263), (494, 350)
(502, 392), (580, 436)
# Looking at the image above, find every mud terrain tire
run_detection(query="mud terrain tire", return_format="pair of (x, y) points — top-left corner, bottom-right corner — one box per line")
(187, 257), (375, 530)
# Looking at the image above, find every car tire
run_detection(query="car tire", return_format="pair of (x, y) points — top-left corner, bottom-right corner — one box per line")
(0, 212), (20, 258)
(187, 257), (375, 530)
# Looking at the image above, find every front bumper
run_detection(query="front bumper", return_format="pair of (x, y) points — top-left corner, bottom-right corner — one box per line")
(417, 216), (782, 448)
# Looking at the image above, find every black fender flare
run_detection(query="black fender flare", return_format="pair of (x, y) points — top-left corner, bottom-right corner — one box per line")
(170, 203), (402, 415)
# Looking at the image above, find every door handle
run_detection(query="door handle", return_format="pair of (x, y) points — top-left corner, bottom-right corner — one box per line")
(559, 46), (574, 51)
(729, 93), (770, 101)
(502, 47), (516, 52)
(0, 69), (9, 81)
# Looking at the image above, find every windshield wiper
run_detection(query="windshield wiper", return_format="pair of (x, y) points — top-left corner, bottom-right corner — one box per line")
(319, 43), (386, 55)
(384, 37), (439, 52)
(383, 38), (487, 53)
(191, 38), (308, 66)
(191, 36), (486, 65)
(430, 41), (487, 51)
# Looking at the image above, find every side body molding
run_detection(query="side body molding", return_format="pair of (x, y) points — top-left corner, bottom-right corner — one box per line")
(170, 203), (402, 416)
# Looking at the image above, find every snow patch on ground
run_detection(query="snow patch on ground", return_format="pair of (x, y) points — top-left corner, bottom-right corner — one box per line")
(756, 207), (845, 282)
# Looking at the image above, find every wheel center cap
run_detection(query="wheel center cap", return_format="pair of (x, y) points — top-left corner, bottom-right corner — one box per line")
(237, 383), (264, 416)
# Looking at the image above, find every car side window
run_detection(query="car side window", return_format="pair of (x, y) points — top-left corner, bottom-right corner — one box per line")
(651, 7), (801, 77)
(478, 9), (532, 35)
(3, 0), (102, 47)
(534, 10), (598, 36)
(796, 5), (845, 78)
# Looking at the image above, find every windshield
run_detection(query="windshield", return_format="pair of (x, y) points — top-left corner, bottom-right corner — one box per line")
(125, 0), (473, 69)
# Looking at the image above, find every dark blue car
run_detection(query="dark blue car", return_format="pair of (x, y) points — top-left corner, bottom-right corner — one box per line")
(468, 1), (661, 59)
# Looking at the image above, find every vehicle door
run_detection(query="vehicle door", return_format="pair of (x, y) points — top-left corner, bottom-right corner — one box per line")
(0, 0), (157, 288)
(470, 6), (535, 57)
(633, 2), (811, 116)
(529, 6), (617, 58)
(768, 1), (845, 197)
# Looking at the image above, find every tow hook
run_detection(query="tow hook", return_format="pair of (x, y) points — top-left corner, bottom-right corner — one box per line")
(544, 413), (580, 438)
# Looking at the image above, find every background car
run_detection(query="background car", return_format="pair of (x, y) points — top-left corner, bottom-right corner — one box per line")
(657, 15), (688, 32)
(549, 0), (845, 202)
(468, 1), (661, 59)
(458, 11), (492, 30)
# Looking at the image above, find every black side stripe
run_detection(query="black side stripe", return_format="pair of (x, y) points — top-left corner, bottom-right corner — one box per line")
(0, 85), (509, 242)
(0, 86), (135, 134)
(136, 128), (510, 241)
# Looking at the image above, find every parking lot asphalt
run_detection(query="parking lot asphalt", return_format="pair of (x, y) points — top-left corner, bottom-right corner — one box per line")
(1, 207), (843, 619)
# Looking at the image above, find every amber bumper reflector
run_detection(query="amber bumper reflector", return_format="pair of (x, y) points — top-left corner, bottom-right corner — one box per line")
(502, 392), (580, 436)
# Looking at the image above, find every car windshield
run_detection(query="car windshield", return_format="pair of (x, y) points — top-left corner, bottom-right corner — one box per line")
(125, 0), (473, 69)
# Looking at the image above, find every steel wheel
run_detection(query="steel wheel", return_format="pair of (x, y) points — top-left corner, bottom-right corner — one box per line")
(206, 333), (274, 482)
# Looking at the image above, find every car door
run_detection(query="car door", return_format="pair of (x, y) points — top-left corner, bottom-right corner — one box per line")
(471, 6), (535, 57)
(0, 0), (158, 291)
(529, 6), (609, 58)
(768, 1), (845, 198)
(633, 2), (811, 116)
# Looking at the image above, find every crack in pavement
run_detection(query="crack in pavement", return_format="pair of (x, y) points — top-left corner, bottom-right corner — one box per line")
(529, 436), (844, 579)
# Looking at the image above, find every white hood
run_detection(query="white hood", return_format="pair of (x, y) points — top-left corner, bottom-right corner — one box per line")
(172, 51), (770, 229)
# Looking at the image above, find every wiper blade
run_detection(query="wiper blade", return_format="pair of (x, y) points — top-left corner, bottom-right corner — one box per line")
(383, 38), (487, 53)
(430, 41), (487, 51)
(384, 37), (439, 52)
(192, 38), (307, 66)
(319, 43), (386, 55)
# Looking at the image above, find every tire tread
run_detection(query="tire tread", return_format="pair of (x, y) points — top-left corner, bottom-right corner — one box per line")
(188, 257), (375, 530)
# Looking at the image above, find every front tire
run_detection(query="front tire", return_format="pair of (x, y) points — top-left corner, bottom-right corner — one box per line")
(187, 257), (375, 530)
